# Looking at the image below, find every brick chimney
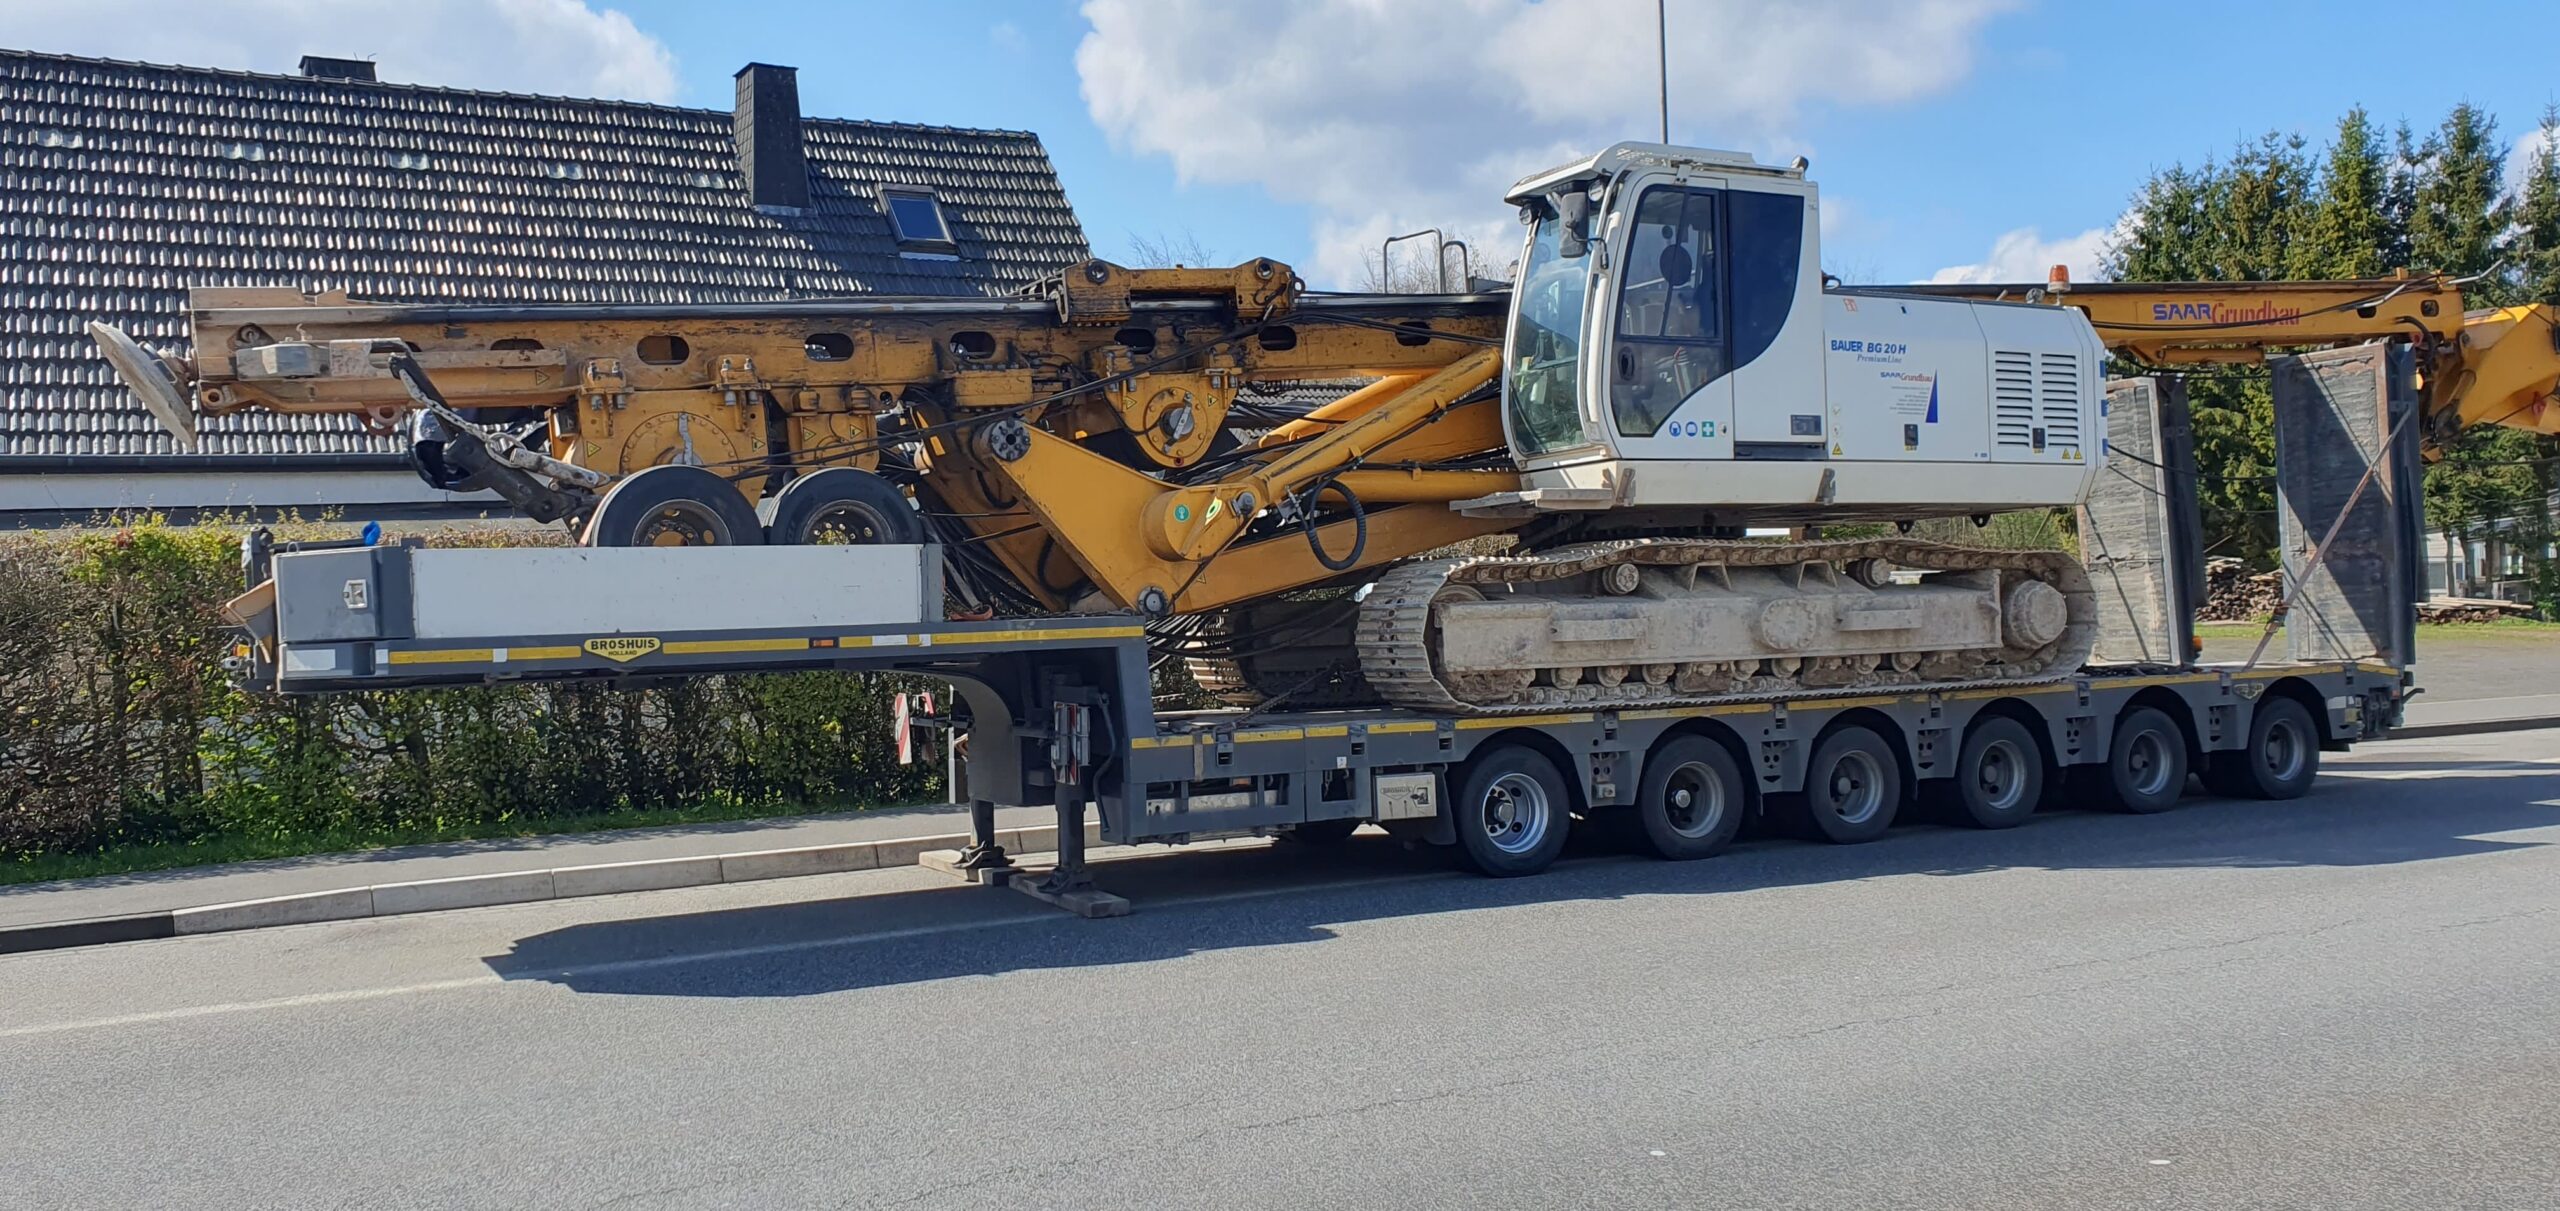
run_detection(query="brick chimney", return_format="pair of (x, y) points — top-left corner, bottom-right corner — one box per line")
(733, 63), (810, 212)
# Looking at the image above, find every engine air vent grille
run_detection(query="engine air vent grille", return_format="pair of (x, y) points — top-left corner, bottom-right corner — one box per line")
(1992, 350), (2036, 448)
(2038, 351), (2082, 449)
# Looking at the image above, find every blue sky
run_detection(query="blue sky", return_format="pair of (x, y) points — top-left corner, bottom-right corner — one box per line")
(603, 0), (2560, 285)
(9, 0), (2555, 287)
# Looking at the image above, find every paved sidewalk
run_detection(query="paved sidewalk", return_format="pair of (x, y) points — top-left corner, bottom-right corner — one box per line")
(0, 801), (1054, 930)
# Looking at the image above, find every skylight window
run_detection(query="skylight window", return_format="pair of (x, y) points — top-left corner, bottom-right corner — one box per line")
(881, 188), (956, 252)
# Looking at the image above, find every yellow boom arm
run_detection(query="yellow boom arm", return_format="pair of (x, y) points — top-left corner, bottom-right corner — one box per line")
(1911, 273), (2560, 447)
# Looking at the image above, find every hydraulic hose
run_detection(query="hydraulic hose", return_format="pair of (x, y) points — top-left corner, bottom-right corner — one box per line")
(1302, 478), (1368, 572)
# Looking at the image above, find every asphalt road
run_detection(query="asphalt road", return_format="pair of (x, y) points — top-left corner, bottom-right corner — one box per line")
(4, 732), (2556, 1210)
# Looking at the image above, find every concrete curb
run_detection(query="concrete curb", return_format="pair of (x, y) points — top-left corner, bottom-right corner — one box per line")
(2386, 715), (2560, 741)
(0, 819), (1107, 955)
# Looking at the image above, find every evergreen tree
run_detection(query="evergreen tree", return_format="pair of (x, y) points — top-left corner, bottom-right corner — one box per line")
(2108, 162), (2223, 282)
(2409, 104), (2549, 604)
(2219, 133), (2313, 281)
(2488, 107), (2560, 615)
(2292, 109), (2390, 279)
(2381, 122), (2421, 270)
(2409, 103), (2510, 298)
(2513, 107), (2560, 305)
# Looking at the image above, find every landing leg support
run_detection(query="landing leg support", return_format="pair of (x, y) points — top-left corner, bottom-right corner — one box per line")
(919, 797), (1020, 885)
(1012, 780), (1129, 918)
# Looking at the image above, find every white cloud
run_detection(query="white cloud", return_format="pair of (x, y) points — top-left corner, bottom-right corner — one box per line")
(1929, 225), (2112, 285)
(1075, 0), (2015, 287)
(2508, 126), (2555, 199)
(0, 0), (679, 103)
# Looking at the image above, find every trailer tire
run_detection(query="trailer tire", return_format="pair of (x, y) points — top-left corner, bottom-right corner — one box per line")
(583, 465), (764, 548)
(1802, 726), (1900, 844)
(2101, 707), (2187, 814)
(1451, 745), (1572, 877)
(1635, 736), (1745, 860)
(1946, 716), (2044, 829)
(2205, 697), (2319, 800)
(765, 467), (925, 546)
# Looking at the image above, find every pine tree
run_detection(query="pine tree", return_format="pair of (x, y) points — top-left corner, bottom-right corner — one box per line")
(2107, 162), (2222, 282)
(2409, 104), (2548, 605)
(2409, 103), (2510, 297)
(2219, 132), (2313, 281)
(2381, 122), (2421, 270)
(2493, 107), (2560, 615)
(2292, 109), (2390, 279)
(2512, 106), (2560, 305)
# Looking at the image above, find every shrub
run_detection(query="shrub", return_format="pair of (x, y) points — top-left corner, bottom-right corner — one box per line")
(0, 519), (942, 864)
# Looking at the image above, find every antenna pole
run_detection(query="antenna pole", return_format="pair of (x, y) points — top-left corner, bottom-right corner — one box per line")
(1657, 0), (1670, 142)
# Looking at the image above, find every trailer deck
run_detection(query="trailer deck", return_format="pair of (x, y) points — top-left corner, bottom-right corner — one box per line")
(228, 534), (2405, 916)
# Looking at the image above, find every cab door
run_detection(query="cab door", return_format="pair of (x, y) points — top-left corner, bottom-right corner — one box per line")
(1600, 175), (1735, 462)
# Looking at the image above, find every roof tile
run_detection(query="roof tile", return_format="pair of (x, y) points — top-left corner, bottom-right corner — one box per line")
(0, 48), (1089, 461)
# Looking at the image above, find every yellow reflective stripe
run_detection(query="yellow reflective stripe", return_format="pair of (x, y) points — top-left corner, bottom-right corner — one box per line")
(837, 625), (1146, 649)
(1234, 728), (1302, 743)
(386, 648), (491, 666)
(1368, 721), (1437, 735)
(1948, 684), (2071, 701)
(1302, 725), (1350, 738)
(385, 645), (580, 666)
(1793, 694), (1902, 711)
(1457, 713), (1590, 730)
(664, 637), (809, 656)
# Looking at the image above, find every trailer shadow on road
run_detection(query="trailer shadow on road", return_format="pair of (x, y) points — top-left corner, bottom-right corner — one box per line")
(487, 758), (2560, 1000)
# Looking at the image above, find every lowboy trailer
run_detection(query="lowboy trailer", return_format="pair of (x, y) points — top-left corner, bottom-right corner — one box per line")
(229, 530), (2406, 918)
(221, 346), (2428, 915)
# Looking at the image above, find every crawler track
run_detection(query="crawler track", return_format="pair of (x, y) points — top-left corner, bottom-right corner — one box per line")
(1354, 538), (2096, 715)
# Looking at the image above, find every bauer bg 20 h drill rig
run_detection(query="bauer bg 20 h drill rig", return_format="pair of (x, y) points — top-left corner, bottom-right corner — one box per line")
(90, 142), (2388, 714)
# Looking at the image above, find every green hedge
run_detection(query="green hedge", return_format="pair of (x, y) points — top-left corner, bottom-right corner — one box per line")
(0, 521), (943, 866)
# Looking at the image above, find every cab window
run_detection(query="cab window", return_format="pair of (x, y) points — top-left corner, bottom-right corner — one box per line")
(1611, 186), (1726, 438)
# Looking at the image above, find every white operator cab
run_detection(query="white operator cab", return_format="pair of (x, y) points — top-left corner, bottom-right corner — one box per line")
(1489, 143), (2107, 527)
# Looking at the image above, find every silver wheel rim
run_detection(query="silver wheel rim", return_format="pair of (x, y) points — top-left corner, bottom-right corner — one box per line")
(1974, 738), (2028, 811)
(802, 500), (893, 545)
(1480, 771), (1552, 856)
(633, 500), (728, 547)
(1822, 749), (1886, 826)
(1661, 761), (1727, 839)
(2124, 729), (2175, 797)
(2260, 717), (2306, 782)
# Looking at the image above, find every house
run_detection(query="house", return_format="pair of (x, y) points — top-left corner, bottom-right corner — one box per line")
(0, 49), (1089, 525)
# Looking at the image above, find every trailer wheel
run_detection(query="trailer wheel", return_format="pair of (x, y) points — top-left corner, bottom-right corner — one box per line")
(2100, 707), (2188, 813)
(1635, 736), (1745, 860)
(765, 467), (925, 546)
(2205, 697), (2319, 800)
(1802, 726), (1900, 844)
(1451, 745), (1572, 877)
(1947, 716), (2044, 829)
(583, 465), (763, 548)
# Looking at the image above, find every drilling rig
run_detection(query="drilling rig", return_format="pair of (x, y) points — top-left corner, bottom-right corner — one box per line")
(88, 141), (2560, 716)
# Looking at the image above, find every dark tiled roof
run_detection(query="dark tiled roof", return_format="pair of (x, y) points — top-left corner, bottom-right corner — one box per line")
(0, 49), (1090, 460)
